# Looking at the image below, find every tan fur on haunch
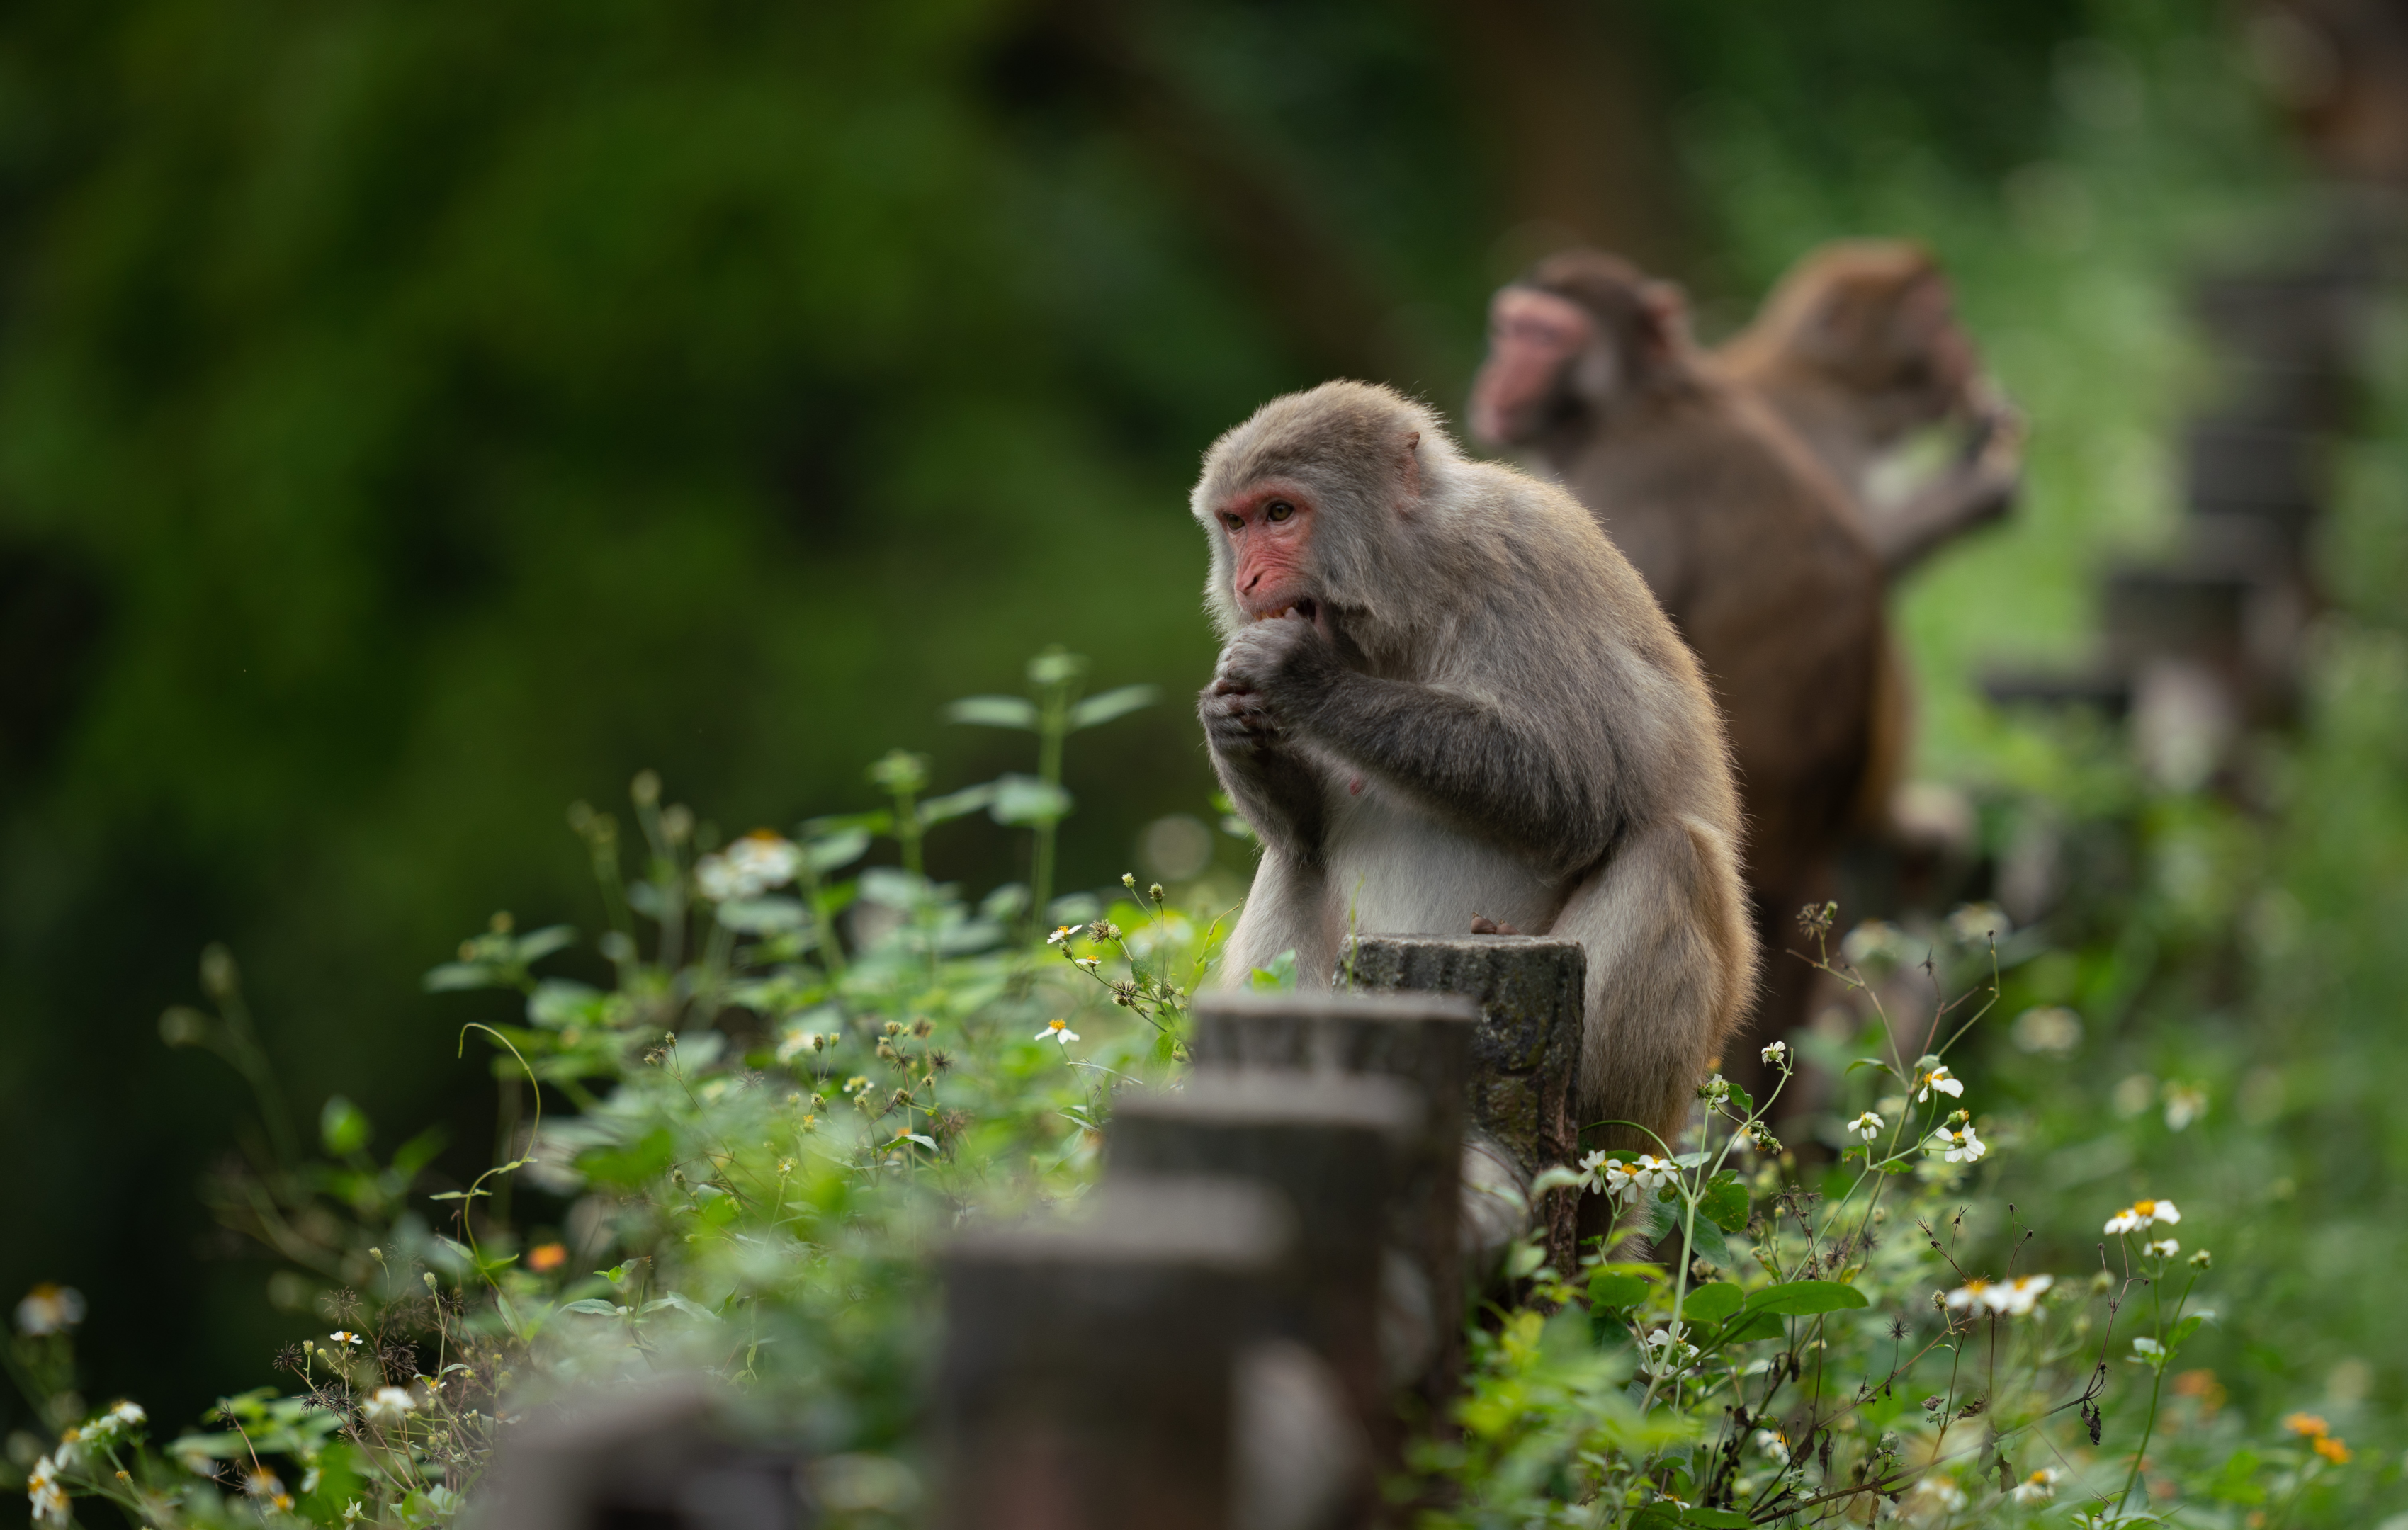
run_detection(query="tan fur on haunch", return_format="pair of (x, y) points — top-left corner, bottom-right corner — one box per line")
(1192, 380), (1757, 1152)
(1720, 239), (2024, 582)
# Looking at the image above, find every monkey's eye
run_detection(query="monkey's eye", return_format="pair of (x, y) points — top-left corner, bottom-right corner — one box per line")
(1265, 500), (1295, 523)
(1221, 513), (1244, 531)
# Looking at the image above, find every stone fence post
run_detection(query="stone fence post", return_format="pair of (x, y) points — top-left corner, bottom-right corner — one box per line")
(937, 1178), (1292, 1530)
(1188, 990), (1476, 1411)
(1109, 1070), (1420, 1477)
(1342, 934), (1587, 1279)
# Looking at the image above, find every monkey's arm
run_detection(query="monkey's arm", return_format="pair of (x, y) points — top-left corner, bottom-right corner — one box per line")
(1223, 618), (1619, 878)
(1200, 676), (1332, 862)
(1871, 397), (2023, 579)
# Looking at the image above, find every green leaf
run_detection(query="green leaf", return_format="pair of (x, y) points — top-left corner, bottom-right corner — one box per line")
(1066, 684), (1160, 730)
(1588, 1271), (1651, 1309)
(1744, 1279), (1870, 1318)
(1681, 1511), (1753, 1528)
(2167, 1311), (2212, 1351)
(1680, 1213), (1734, 1270)
(320, 1094), (371, 1156)
(806, 826), (873, 872)
(1846, 1057), (1901, 1080)
(1678, 1282), (1743, 1323)
(1248, 950), (1299, 991)
(1628, 1509), (1683, 1530)
(1723, 1080), (1756, 1117)
(527, 979), (605, 1027)
(944, 695), (1040, 730)
(640, 1292), (722, 1322)
(917, 784), (997, 827)
(990, 773), (1073, 826)
(1725, 1312), (1785, 1344)
(390, 1126), (447, 1179)
(716, 896), (807, 933)
(514, 925), (577, 963)
(575, 1126), (677, 1189)
(422, 961), (499, 992)
(1700, 1170), (1751, 1232)
(557, 1298), (621, 1317)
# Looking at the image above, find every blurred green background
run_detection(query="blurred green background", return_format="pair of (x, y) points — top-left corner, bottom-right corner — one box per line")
(2, 0), (2387, 1468)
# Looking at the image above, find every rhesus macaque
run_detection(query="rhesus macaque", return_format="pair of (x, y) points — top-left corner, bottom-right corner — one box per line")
(1467, 249), (1888, 1077)
(1719, 240), (2025, 580)
(1194, 381), (1756, 1152)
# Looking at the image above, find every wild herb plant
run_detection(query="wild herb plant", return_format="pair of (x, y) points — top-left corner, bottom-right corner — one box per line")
(4, 647), (2390, 1528)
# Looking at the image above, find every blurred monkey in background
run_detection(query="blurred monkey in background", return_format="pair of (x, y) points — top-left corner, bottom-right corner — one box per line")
(1720, 239), (2025, 580)
(1469, 249), (1889, 1083)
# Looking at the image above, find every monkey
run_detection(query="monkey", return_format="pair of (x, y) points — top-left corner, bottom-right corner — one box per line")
(1467, 249), (1887, 1088)
(1718, 240), (2025, 581)
(1194, 380), (1757, 1153)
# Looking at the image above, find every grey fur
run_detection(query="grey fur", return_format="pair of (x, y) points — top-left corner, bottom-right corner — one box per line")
(1193, 380), (1758, 1151)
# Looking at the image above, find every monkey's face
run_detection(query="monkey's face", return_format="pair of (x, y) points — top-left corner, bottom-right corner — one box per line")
(1469, 286), (1599, 445)
(1213, 482), (1331, 633)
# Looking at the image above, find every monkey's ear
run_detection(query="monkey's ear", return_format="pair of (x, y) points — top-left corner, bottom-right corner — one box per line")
(1639, 280), (1692, 361)
(1396, 429), (1423, 511)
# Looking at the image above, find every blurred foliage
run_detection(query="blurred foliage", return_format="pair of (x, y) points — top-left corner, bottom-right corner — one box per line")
(0, 0), (2381, 1492)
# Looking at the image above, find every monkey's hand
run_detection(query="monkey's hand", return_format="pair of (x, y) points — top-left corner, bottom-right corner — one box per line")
(1216, 612), (1343, 722)
(1201, 616), (1340, 856)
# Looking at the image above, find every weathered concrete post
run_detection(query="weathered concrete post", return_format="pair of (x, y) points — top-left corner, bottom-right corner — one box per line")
(1109, 1070), (1420, 1475)
(1188, 990), (1477, 1412)
(937, 1178), (1293, 1530)
(1342, 934), (1587, 1279)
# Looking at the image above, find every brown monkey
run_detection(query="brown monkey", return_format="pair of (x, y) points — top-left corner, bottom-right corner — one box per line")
(1468, 249), (1886, 1080)
(1195, 380), (1756, 1152)
(1719, 240), (2024, 579)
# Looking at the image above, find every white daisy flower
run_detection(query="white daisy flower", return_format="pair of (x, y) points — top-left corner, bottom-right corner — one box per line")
(1947, 902), (2010, 944)
(2103, 1198), (2180, 1235)
(1600, 1152), (1676, 1207)
(1034, 1019), (1080, 1046)
(1760, 1039), (1788, 1067)
(2162, 1082), (2208, 1131)
(1929, 1123), (1986, 1163)
(1847, 1110), (1884, 1143)
(694, 830), (802, 902)
(2147, 1238), (2180, 1258)
(1046, 924), (1079, 946)
(1915, 1065), (1964, 1102)
(242, 1468), (286, 1498)
(27, 1457), (69, 1526)
(105, 1400), (145, 1428)
(13, 1284), (84, 1337)
(362, 1386), (417, 1425)
(2131, 1336), (2164, 1359)
(1639, 1323), (1698, 1377)
(329, 1330), (363, 1347)
(2011, 1466), (2062, 1504)
(1753, 1428), (1790, 1464)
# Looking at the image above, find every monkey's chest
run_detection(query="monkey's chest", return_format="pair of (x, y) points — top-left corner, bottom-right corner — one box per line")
(1320, 781), (1563, 938)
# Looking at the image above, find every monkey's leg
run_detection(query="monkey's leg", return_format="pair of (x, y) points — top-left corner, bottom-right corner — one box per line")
(1551, 816), (1755, 1159)
(1219, 850), (1338, 991)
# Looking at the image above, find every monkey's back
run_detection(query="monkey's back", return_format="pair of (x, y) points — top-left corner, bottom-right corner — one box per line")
(1560, 384), (1884, 895)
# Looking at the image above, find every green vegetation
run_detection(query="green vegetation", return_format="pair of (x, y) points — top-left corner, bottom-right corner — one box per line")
(5, 1), (2407, 1525)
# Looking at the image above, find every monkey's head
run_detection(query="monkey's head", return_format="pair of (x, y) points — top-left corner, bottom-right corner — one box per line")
(1468, 249), (1695, 448)
(1192, 380), (1458, 647)
(1742, 240), (1978, 441)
